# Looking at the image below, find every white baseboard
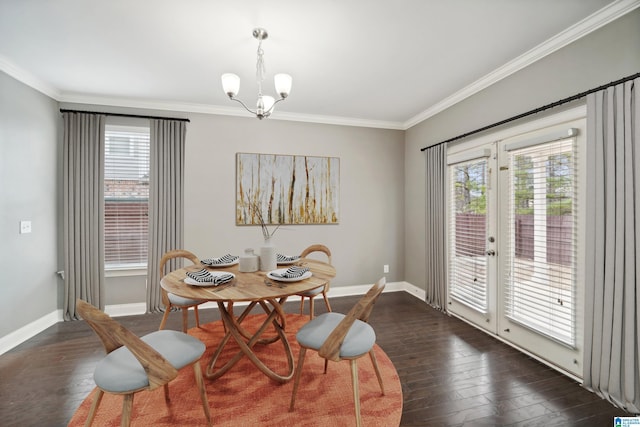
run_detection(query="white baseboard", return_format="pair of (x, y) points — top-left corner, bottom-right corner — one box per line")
(104, 303), (147, 317)
(0, 281), (425, 355)
(0, 309), (63, 355)
(328, 280), (425, 300)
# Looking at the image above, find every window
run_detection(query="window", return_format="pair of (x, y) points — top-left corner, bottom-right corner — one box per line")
(104, 125), (150, 269)
(504, 136), (577, 345)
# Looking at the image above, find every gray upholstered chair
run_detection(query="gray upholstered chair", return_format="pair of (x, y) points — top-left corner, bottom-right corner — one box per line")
(76, 299), (211, 427)
(158, 249), (206, 333)
(296, 244), (332, 319)
(289, 278), (386, 427)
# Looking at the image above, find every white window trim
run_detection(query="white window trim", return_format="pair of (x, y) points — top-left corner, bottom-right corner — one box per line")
(447, 105), (586, 155)
(105, 265), (147, 277)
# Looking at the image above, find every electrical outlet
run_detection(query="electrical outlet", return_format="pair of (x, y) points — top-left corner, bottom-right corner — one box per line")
(383, 264), (389, 273)
(20, 220), (32, 234)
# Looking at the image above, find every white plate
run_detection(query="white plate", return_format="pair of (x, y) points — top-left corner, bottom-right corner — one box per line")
(267, 269), (312, 282)
(185, 271), (235, 287)
(201, 258), (239, 268)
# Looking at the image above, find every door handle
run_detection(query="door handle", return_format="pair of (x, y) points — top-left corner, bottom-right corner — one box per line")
(486, 249), (496, 256)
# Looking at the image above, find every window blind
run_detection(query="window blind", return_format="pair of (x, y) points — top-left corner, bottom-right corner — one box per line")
(504, 136), (576, 346)
(448, 157), (488, 313)
(104, 125), (150, 268)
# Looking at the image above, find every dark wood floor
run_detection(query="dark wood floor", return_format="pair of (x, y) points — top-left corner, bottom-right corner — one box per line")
(0, 292), (630, 426)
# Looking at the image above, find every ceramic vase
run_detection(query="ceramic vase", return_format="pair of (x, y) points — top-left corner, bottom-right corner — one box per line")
(259, 238), (277, 271)
(239, 248), (259, 272)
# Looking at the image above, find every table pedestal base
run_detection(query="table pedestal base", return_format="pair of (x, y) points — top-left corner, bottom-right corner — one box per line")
(206, 298), (295, 383)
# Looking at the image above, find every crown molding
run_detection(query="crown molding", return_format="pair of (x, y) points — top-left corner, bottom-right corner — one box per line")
(60, 93), (245, 116)
(402, 0), (640, 130)
(0, 54), (61, 100)
(256, 110), (405, 130)
(59, 93), (406, 130)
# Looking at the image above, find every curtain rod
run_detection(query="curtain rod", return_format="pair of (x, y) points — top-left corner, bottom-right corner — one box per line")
(60, 109), (190, 123)
(420, 71), (640, 152)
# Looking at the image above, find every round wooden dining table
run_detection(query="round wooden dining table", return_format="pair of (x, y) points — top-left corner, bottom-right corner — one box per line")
(160, 258), (336, 383)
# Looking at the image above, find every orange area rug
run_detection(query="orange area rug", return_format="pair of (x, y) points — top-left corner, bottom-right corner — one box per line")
(69, 313), (402, 426)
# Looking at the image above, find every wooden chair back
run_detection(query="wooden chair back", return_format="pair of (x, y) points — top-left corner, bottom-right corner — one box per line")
(299, 244), (332, 264)
(159, 249), (200, 277)
(76, 299), (178, 390)
(317, 277), (385, 362)
(159, 249), (200, 306)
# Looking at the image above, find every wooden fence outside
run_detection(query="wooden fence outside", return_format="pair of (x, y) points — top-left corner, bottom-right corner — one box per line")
(104, 199), (148, 265)
(455, 213), (572, 266)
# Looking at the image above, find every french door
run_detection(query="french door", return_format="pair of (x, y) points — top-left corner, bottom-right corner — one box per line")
(447, 146), (498, 334)
(447, 110), (586, 378)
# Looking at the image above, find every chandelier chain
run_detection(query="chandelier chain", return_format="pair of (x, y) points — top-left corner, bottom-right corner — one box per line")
(256, 40), (266, 95)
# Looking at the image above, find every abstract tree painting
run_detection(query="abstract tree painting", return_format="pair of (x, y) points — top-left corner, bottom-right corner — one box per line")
(236, 153), (339, 225)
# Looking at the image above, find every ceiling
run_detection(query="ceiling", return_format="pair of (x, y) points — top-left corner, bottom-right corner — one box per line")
(0, 0), (632, 129)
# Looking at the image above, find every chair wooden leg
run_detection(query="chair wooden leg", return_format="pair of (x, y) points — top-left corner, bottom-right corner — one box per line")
(181, 308), (189, 333)
(369, 349), (385, 395)
(121, 393), (134, 427)
(158, 306), (171, 330)
(163, 384), (170, 402)
(309, 298), (315, 320)
(350, 359), (362, 427)
(289, 347), (307, 411)
(194, 306), (201, 328)
(193, 362), (212, 426)
(299, 296), (305, 315)
(322, 291), (332, 313)
(323, 358), (328, 374)
(85, 388), (104, 427)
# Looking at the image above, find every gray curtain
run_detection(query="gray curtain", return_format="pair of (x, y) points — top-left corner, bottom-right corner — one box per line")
(584, 77), (639, 413)
(424, 143), (448, 311)
(146, 119), (186, 312)
(62, 112), (106, 319)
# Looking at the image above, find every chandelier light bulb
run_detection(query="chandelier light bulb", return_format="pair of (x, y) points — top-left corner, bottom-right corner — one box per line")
(274, 74), (292, 98)
(221, 73), (240, 98)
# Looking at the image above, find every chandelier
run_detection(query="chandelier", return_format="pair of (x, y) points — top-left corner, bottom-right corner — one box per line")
(221, 28), (292, 120)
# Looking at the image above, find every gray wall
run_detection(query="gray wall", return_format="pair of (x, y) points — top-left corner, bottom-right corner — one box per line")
(1, 74), (403, 337)
(183, 114), (405, 290)
(0, 71), (60, 337)
(404, 9), (640, 291)
(56, 104), (406, 307)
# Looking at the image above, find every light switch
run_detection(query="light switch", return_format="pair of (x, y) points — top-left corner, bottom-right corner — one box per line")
(20, 220), (32, 234)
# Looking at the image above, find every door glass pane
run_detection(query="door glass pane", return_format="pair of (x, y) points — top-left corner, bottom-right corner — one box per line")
(505, 138), (576, 345)
(449, 158), (488, 312)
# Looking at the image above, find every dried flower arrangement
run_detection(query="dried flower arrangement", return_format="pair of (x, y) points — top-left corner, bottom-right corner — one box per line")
(251, 203), (280, 241)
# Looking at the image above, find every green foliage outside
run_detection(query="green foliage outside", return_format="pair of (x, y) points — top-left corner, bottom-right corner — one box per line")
(453, 150), (573, 216)
(453, 163), (486, 214)
(513, 152), (573, 216)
